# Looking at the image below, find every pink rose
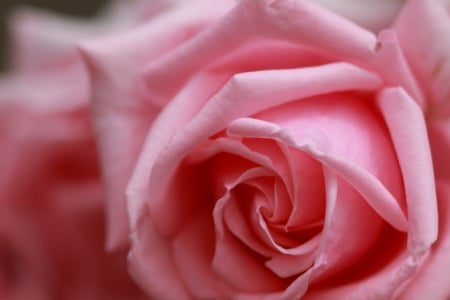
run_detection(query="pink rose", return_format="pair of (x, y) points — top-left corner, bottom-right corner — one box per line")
(81, 0), (444, 299)
(0, 2), (153, 299)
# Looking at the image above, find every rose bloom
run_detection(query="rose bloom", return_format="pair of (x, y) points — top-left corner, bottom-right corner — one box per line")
(81, 0), (450, 299)
(0, 1), (156, 299)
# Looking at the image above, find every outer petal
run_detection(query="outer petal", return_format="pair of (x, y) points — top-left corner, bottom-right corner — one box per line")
(142, 0), (422, 106)
(80, 0), (236, 249)
(128, 217), (191, 300)
(398, 180), (450, 299)
(394, 0), (450, 116)
(377, 87), (438, 255)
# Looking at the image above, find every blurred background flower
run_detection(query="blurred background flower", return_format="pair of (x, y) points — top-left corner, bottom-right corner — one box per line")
(0, 0), (156, 298)
(0, 0), (107, 71)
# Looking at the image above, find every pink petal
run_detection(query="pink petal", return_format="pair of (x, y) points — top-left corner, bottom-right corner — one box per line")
(394, 0), (450, 112)
(311, 176), (385, 281)
(142, 0), (377, 102)
(291, 172), (409, 300)
(143, 0), (421, 105)
(80, 1), (233, 249)
(212, 228), (286, 293)
(264, 235), (319, 278)
(277, 145), (325, 228)
(398, 180), (450, 299)
(217, 185), (273, 257)
(172, 210), (222, 299)
(304, 233), (409, 299)
(377, 87), (438, 255)
(372, 30), (423, 106)
(128, 216), (190, 300)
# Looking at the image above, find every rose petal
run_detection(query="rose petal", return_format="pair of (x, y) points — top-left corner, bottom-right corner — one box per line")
(218, 184), (273, 256)
(285, 169), (408, 300)
(172, 210), (221, 299)
(377, 87), (438, 255)
(80, 0), (234, 249)
(128, 216), (190, 300)
(264, 235), (319, 278)
(372, 30), (424, 107)
(272, 143), (325, 228)
(398, 180), (450, 299)
(304, 231), (408, 299)
(212, 225), (286, 294)
(143, 0), (421, 105)
(395, 0), (450, 113)
(142, 0), (377, 103)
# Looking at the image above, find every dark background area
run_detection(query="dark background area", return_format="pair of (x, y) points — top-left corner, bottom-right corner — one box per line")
(0, 0), (107, 71)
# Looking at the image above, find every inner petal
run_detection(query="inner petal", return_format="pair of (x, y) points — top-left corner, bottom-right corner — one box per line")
(238, 137), (326, 227)
(226, 176), (324, 256)
(281, 145), (326, 228)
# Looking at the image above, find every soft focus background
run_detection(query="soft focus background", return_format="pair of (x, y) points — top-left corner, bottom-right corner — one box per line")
(0, 0), (107, 71)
